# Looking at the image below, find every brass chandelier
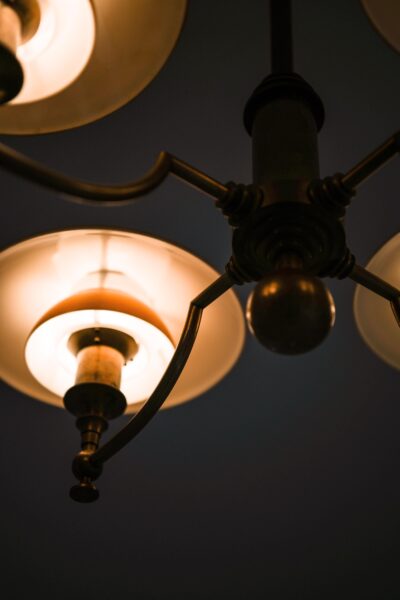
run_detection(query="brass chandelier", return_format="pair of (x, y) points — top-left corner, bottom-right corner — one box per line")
(0, 0), (398, 502)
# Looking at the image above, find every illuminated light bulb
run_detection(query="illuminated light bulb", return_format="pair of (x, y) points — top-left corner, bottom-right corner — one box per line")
(25, 288), (175, 407)
(13, 0), (96, 104)
(354, 233), (400, 369)
(0, 229), (244, 412)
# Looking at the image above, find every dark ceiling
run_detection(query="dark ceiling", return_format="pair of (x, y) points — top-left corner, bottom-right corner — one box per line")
(0, 1), (399, 598)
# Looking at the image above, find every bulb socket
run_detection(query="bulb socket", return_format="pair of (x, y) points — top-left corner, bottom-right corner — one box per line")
(68, 327), (138, 362)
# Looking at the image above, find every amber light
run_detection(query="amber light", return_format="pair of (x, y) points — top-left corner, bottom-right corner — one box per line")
(25, 288), (175, 407)
(0, 229), (244, 413)
(0, 0), (187, 133)
(354, 233), (400, 370)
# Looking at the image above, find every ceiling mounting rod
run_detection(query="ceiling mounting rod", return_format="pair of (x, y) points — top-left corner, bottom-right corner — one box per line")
(270, 0), (293, 73)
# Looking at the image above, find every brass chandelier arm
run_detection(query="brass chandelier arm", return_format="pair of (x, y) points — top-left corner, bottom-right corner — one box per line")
(169, 156), (228, 200)
(349, 264), (400, 301)
(349, 264), (400, 330)
(341, 131), (400, 191)
(0, 141), (228, 204)
(90, 272), (235, 466)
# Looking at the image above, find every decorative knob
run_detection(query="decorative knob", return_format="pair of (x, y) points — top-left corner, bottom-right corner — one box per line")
(70, 480), (99, 503)
(70, 451), (103, 503)
(246, 270), (335, 354)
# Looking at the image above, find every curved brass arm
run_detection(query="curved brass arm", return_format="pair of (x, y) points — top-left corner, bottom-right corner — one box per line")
(0, 142), (228, 204)
(91, 271), (235, 466)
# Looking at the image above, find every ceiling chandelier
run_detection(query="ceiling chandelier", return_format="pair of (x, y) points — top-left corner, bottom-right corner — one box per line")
(0, 0), (398, 503)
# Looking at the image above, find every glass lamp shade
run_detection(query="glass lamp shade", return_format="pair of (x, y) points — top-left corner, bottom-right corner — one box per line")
(0, 0), (187, 133)
(0, 229), (245, 412)
(354, 233), (400, 369)
(361, 0), (400, 53)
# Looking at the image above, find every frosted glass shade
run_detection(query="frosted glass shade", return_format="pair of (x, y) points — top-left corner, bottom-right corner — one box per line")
(0, 229), (245, 412)
(0, 0), (187, 133)
(354, 233), (400, 369)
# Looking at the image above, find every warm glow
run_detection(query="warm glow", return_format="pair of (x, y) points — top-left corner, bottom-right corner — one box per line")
(13, 0), (95, 104)
(354, 232), (400, 370)
(0, 0), (187, 133)
(26, 308), (175, 406)
(0, 230), (244, 413)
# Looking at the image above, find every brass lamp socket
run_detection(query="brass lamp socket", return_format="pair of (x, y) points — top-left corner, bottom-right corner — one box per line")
(63, 328), (137, 421)
(68, 327), (138, 390)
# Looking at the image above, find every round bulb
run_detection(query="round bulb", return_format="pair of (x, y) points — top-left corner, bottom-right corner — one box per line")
(246, 270), (336, 355)
(0, 229), (244, 412)
(354, 233), (400, 369)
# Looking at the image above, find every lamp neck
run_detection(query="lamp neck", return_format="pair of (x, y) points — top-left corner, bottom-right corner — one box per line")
(244, 74), (324, 204)
(244, 1), (324, 204)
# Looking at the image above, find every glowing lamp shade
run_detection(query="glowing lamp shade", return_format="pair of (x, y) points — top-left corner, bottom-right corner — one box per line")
(354, 233), (400, 369)
(0, 229), (245, 412)
(0, 0), (187, 133)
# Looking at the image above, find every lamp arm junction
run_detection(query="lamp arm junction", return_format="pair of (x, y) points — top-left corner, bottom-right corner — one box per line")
(70, 271), (235, 499)
(0, 141), (228, 204)
(307, 132), (400, 219)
